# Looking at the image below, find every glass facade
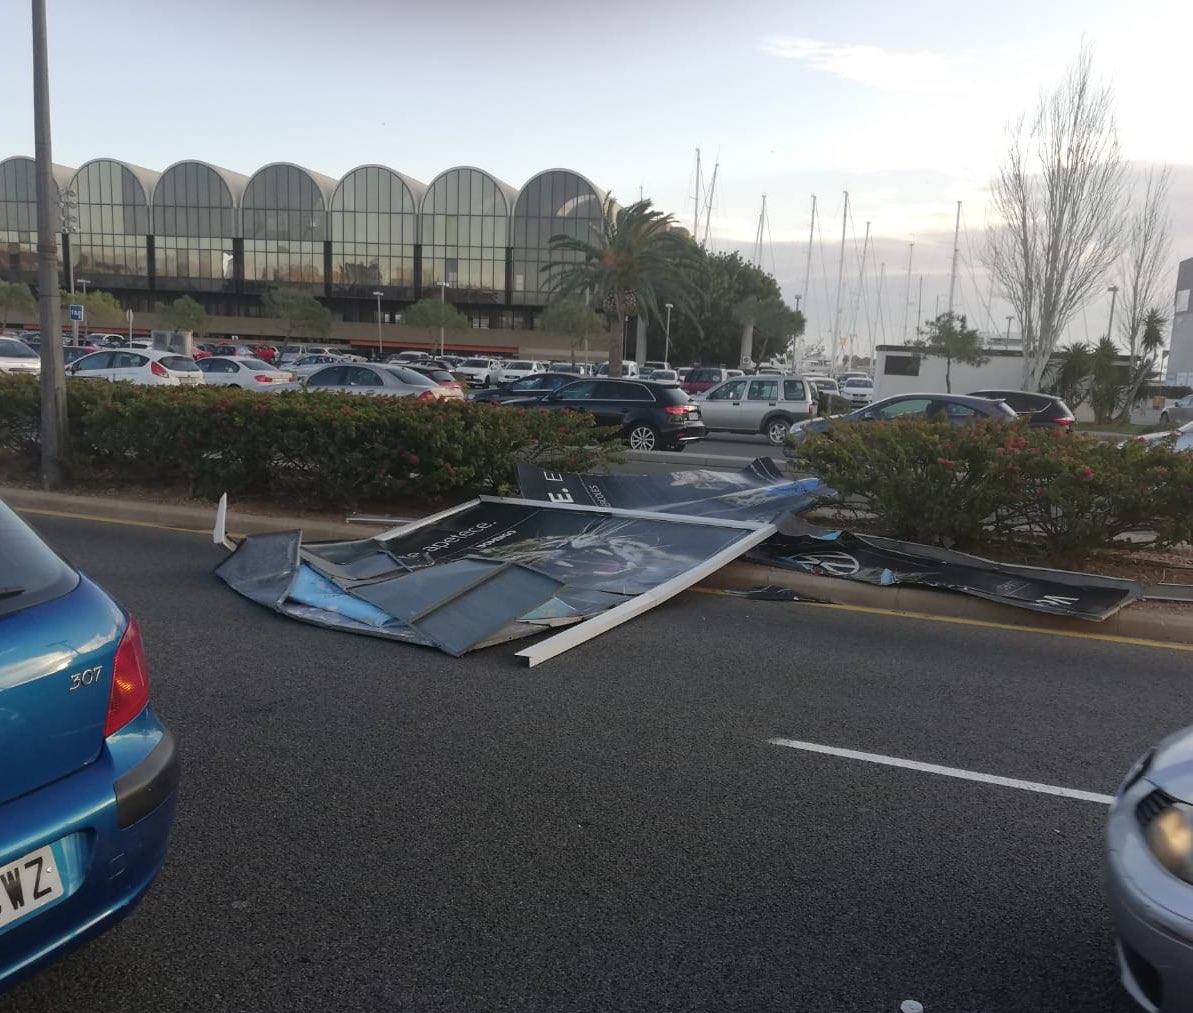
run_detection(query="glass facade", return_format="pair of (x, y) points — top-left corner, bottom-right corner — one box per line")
(330, 166), (417, 297)
(420, 168), (509, 303)
(70, 159), (151, 285)
(152, 162), (237, 292)
(511, 171), (604, 306)
(242, 164), (327, 289)
(0, 158), (43, 282)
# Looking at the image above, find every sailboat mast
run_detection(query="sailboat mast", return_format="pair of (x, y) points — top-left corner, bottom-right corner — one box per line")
(850, 221), (871, 342)
(832, 191), (849, 369)
(753, 195), (767, 267)
(801, 194), (816, 326)
(946, 200), (961, 316)
(692, 148), (703, 237)
(701, 160), (719, 248)
(901, 242), (915, 342)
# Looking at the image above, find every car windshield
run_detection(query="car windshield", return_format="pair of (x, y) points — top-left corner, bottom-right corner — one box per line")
(844, 378), (872, 388)
(462, 359), (489, 367)
(0, 498), (77, 618)
(506, 361), (532, 370)
(161, 355), (201, 372)
(385, 367), (437, 386)
(0, 338), (37, 358)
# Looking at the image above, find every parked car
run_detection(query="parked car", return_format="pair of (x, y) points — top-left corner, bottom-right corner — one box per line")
(387, 350), (433, 365)
(471, 372), (578, 404)
(509, 378), (705, 451)
(547, 361), (583, 375)
(682, 367), (730, 396)
(1160, 393), (1193, 428)
(594, 361), (642, 378)
(0, 496), (178, 989)
(195, 356), (295, 389)
(643, 360), (670, 373)
(806, 376), (840, 396)
(67, 348), (206, 386)
(497, 360), (544, 384)
(454, 357), (500, 388)
(697, 375), (819, 446)
(288, 354), (344, 378)
(726, 369), (744, 379)
(86, 333), (125, 348)
(0, 336), (41, 376)
(252, 345), (279, 365)
(404, 364), (466, 399)
(967, 389), (1075, 429)
(648, 369), (679, 382)
(1135, 420), (1193, 453)
(677, 367), (692, 382)
(62, 345), (99, 365)
(841, 376), (875, 406)
(836, 371), (869, 384)
(1106, 723), (1193, 1011)
(303, 363), (448, 400)
(788, 393), (1018, 445)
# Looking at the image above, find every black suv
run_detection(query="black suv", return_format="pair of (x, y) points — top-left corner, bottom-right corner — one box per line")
(967, 389), (1075, 429)
(507, 378), (706, 451)
(471, 372), (577, 404)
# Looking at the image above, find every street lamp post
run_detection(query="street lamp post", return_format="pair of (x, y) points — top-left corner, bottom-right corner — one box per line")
(663, 302), (673, 367)
(438, 281), (447, 357)
(1005, 315), (1013, 349)
(78, 278), (89, 295)
(126, 308), (133, 346)
(1106, 285), (1120, 343)
(372, 291), (384, 360)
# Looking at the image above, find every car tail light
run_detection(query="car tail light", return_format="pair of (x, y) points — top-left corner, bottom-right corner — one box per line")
(150, 360), (169, 378)
(416, 389), (437, 401)
(254, 374), (273, 383)
(105, 615), (151, 736)
(663, 404), (692, 415)
(1057, 416), (1075, 428)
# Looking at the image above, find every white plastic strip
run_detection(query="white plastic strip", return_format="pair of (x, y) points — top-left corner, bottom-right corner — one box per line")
(767, 737), (1114, 805)
(374, 499), (481, 541)
(212, 493), (235, 550)
(515, 522), (777, 667)
(478, 495), (766, 531)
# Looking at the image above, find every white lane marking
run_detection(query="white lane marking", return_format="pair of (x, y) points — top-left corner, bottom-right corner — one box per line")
(767, 738), (1115, 805)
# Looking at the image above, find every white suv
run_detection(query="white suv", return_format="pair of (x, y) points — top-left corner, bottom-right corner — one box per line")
(497, 360), (543, 383)
(455, 357), (499, 387)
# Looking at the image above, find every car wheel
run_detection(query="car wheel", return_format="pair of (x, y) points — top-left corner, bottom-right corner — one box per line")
(229, 383), (241, 388)
(1161, 411), (1170, 426)
(627, 424), (659, 451)
(765, 417), (792, 446)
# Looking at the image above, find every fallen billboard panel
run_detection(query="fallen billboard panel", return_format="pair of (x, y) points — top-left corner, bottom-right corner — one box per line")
(215, 496), (772, 662)
(750, 519), (1143, 621)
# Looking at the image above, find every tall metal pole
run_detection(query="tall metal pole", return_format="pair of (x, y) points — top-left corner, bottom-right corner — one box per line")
(700, 161), (718, 248)
(915, 275), (924, 341)
(32, 0), (66, 488)
(1005, 315), (1013, 349)
(946, 200), (961, 316)
(372, 290), (383, 359)
(692, 148), (702, 237)
(1105, 285), (1119, 343)
(439, 280), (447, 357)
(801, 194), (816, 328)
(901, 242), (914, 343)
(831, 191), (848, 370)
(663, 302), (673, 367)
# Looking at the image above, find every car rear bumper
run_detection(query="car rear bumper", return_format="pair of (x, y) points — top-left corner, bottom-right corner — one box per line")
(0, 708), (178, 992)
(1106, 779), (1193, 1011)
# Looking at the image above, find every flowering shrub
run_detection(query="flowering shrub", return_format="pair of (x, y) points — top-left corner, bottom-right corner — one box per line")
(0, 376), (619, 504)
(788, 418), (1193, 558)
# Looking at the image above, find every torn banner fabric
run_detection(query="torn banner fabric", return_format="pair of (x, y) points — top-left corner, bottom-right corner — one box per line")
(749, 519), (1143, 621)
(215, 497), (773, 661)
(516, 457), (828, 523)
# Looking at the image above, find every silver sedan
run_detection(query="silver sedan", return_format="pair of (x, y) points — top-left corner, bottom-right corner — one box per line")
(1108, 725), (1193, 1010)
(303, 363), (449, 400)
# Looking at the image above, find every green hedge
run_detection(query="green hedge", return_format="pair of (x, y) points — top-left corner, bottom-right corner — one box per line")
(0, 376), (619, 504)
(788, 419), (1193, 558)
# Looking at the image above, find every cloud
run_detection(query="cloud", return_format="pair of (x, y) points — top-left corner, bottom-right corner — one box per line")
(760, 36), (957, 92)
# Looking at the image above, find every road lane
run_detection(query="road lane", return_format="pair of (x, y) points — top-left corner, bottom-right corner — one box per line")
(3, 514), (1176, 1011)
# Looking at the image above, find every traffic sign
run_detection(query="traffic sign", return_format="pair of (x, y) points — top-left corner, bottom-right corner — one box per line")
(68, 303), (83, 321)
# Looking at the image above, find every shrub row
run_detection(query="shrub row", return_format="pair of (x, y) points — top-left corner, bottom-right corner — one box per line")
(0, 377), (620, 504)
(788, 419), (1193, 559)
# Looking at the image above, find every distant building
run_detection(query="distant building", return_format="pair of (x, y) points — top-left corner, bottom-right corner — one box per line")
(1168, 257), (1193, 385)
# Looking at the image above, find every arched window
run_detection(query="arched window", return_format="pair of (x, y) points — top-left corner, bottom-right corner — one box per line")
(511, 170), (604, 307)
(241, 164), (330, 289)
(330, 166), (420, 297)
(152, 161), (241, 291)
(0, 156), (67, 282)
(419, 167), (512, 304)
(69, 159), (154, 285)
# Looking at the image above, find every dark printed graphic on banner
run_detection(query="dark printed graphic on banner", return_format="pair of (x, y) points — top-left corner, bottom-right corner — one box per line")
(516, 457), (829, 523)
(750, 520), (1143, 621)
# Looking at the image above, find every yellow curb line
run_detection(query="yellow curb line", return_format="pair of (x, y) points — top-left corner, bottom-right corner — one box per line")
(16, 505), (234, 538)
(692, 587), (1193, 654)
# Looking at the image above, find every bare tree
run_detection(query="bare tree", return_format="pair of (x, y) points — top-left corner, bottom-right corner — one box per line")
(986, 49), (1128, 390)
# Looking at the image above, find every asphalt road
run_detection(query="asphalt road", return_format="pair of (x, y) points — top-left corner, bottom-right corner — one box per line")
(6, 513), (1188, 1012)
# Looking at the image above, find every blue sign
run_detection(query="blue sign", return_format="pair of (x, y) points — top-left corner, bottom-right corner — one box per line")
(68, 303), (83, 321)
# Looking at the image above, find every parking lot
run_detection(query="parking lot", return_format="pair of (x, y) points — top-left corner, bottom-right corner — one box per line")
(2, 512), (1183, 1011)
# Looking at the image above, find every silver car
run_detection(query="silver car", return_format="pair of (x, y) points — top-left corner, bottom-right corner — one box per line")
(303, 363), (446, 400)
(1108, 725), (1193, 1011)
(290, 353), (345, 378)
(1160, 394), (1193, 428)
(696, 375), (818, 445)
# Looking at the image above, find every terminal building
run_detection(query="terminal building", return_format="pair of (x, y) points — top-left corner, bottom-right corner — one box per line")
(0, 156), (608, 348)
(1168, 256), (1193, 386)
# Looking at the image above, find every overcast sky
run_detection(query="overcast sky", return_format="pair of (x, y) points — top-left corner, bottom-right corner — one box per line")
(4, 0), (1190, 349)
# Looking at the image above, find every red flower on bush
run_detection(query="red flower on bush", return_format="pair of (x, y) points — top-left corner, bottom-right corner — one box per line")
(936, 458), (957, 470)
(402, 451), (420, 467)
(1079, 466), (1094, 481)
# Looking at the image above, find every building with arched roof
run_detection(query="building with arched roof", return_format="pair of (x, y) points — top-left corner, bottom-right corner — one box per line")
(0, 155), (74, 283)
(68, 158), (158, 291)
(152, 160), (248, 299)
(330, 165), (425, 302)
(241, 163), (337, 291)
(419, 167), (518, 319)
(511, 169), (606, 309)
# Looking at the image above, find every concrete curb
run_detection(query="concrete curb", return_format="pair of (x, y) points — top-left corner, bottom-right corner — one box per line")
(6, 486), (1191, 648)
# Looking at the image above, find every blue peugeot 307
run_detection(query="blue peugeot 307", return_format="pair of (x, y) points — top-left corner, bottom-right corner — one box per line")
(0, 498), (178, 990)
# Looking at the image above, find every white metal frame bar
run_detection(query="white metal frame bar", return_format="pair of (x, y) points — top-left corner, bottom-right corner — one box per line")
(476, 495), (766, 532)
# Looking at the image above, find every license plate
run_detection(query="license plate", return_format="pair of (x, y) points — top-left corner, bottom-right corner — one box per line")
(0, 845), (63, 931)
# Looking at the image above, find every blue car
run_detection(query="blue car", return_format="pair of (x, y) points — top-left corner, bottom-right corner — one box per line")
(0, 498), (178, 990)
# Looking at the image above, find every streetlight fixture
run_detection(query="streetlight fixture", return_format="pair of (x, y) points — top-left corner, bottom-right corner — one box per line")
(663, 303), (673, 367)
(438, 281), (447, 357)
(77, 278), (90, 295)
(372, 291), (384, 360)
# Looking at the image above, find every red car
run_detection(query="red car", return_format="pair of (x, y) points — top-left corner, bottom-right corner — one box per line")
(682, 367), (730, 396)
(406, 364), (465, 400)
(253, 345), (279, 364)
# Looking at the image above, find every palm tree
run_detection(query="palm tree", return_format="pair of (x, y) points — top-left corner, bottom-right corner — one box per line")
(543, 197), (701, 377)
(1115, 307), (1168, 422)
